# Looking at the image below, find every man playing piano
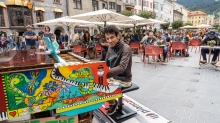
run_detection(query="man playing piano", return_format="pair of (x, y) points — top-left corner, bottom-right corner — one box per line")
(104, 25), (132, 115)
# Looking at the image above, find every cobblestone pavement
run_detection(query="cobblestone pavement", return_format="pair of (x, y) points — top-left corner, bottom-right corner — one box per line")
(126, 48), (220, 123)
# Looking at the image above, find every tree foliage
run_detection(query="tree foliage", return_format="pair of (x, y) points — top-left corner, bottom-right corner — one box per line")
(172, 20), (183, 29)
(184, 21), (193, 26)
(218, 26), (220, 33)
(120, 10), (134, 17)
(138, 11), (156, 19)
(213, 24), (219, 29)
(177, 0), (220, 15)
(160, 22), (170, 30)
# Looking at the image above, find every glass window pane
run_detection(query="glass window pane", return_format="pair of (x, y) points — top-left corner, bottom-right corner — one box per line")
(36, 10), (44, 27)
(0, 7), (5, 27)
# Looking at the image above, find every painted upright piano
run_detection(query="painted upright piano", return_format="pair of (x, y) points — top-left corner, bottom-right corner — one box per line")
(0, 37), (122, 122)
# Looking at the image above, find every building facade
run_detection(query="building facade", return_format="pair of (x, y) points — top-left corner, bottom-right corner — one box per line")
(133, 0), (153, 14)
(0, 0), (67, 36)
(187, 11), (208, 26)
(161, 0), (173, 22)
(67, 0), (123, 34)
(207, 15), (215, 25)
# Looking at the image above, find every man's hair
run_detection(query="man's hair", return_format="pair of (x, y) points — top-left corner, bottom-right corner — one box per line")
(145, 31), (149, 35)
(156, 31), (162, 34)
(103, 25), (119, 37)
(149, 32), (154, 35)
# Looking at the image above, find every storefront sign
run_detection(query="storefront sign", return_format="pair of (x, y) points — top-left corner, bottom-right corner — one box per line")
(27, 0), (33, 9)
(40, 3), (56, 8)
(13, 116), (78, 123)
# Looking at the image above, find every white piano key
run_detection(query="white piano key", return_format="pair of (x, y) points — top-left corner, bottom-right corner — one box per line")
(0, 112), (2, 121)
(2, 112), (5, 120)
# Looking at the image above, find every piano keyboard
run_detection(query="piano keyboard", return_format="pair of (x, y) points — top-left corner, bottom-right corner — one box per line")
(0, 112), (8, 121)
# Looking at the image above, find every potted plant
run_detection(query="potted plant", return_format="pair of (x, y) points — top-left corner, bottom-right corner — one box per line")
(209, 40), (216, 47)
(157, 40), (162, 45)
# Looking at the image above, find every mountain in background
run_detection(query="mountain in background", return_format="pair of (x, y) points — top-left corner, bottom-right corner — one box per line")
(176, 0), (220, 17)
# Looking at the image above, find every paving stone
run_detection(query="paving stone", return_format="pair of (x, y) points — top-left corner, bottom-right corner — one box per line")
(186, 88), (197, 92)
(176, 110), (190, 118)
(167, 114), (182, 123)
(190, 114), (206, 123)
(181, 101), (194, 108)
(199, 110), (213, 118)
(205, 117), (220, 123)
(181, 118), (197, 123)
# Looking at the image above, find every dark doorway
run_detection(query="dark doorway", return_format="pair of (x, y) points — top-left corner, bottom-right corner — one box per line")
(54, 29), (61, 37)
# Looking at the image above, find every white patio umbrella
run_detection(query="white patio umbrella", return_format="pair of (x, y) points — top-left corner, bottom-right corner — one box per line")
(180, 25), (196, 29)
(148, 19), (167, 24)
(33, 16), (94, 27)
(196, 24), (212, 28)
(69, 9), (133, 26)
(113, 15), (154, 32)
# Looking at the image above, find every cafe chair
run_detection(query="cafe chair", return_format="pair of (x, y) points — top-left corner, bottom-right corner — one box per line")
(189, 39), (201, 53)
(95, 44), (102, 59)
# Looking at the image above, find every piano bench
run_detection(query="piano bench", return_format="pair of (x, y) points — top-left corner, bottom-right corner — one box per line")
(116, 83), (139, 120)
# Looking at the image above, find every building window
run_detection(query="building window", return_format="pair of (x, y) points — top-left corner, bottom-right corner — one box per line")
(109, 2), (115, 9)
(54, 0), (60, 3)
(138, 0), (141, 6)
(73, 0), (82, 9)
(55, 12), (62, 18)
(102, 3), (106, 9)
(150, 2), (152, 8)
(161, 6), (163, 11)
(92, 0), (98, 11)
(134, 0), (137, 5)
(36, 10), (44, 27)
(7, 6), (32, 27)
(0, 7), (5, 27)
(146, 1), (149, 7)
(143, 1), (146, 6)
(116, 5), (121, 13)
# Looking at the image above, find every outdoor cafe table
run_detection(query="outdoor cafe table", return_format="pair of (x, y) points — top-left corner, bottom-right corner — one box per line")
(199, 45), (220, 70)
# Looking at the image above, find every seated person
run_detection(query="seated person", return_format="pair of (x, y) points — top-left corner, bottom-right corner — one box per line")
(156, 31), (167, 62)
(130, 33), (140, 43)
(173, 32), (182, 42)
(165, 33), (171, 42)
(99, 37), (109, 61)
(142, 32), (156, 61)
(104, 25), (132, 115)
(200, 31), (220, 64)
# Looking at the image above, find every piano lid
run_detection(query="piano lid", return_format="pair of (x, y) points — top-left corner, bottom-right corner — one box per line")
(0, 50), (54, 73)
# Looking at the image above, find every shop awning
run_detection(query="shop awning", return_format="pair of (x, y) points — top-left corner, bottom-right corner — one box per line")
(0, 2), (6, 8)
(6, 0), (27, 6)
(54, 8), (63, 13)
(34, 7), (45, 12)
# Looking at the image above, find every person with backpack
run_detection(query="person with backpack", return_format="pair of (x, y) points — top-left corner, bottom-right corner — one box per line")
(24, 25), (37, 49)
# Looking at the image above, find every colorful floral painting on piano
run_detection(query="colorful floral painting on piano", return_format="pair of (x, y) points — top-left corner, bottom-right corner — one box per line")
(2, 62), (121, 119)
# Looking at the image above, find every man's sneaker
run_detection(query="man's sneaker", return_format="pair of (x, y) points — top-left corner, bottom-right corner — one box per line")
(211, 61), (217, 65)
(106, 101), (118, 116)
(200, 60), (207, 64)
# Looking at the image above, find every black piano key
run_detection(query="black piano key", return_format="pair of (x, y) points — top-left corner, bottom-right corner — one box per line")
(4, 112), (7, 118)
(102, 85), (104, 90)
(107, 86), (110, 91)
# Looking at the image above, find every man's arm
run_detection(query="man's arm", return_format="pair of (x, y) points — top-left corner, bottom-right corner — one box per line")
(31, 32), (37, 40)
(140, 36), (147, 44)
(107, 47), (132, 78)
(201, 37), (208, 46)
